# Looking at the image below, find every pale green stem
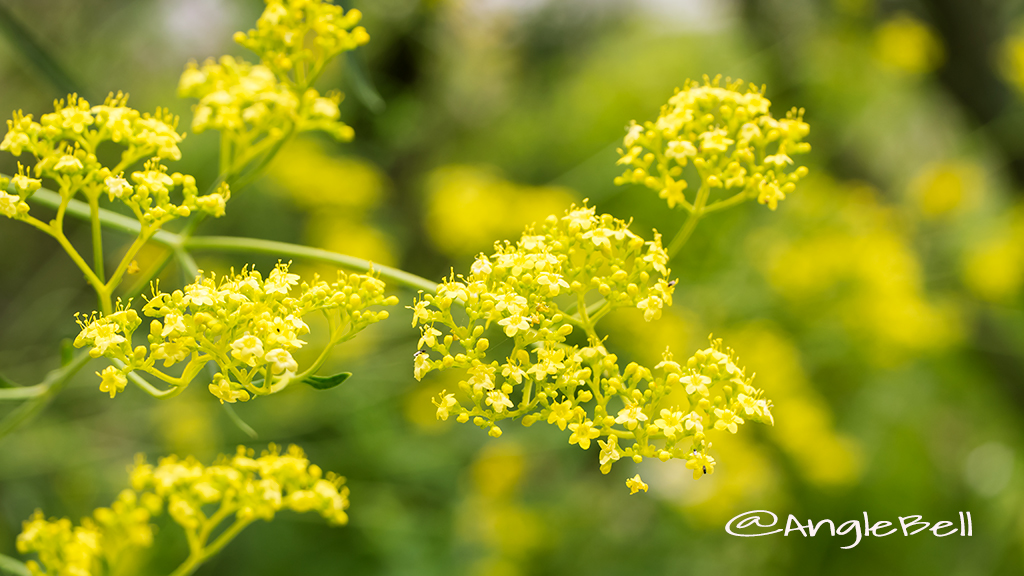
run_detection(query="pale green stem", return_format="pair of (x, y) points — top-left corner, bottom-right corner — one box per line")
(665, 183), (710, 259)
(0, 351), (91, 441)
(104, 232), (150, 294)
(27, 189), (440, 295)
(0, 552), (30, 576)
(167, 517), (253, 576)
(0, 383), (47, 400)
(702, 190), (749, 214)
(112, 360), (183, 398)
(87, 194), (105, 282)
(183, 236), (439, 294)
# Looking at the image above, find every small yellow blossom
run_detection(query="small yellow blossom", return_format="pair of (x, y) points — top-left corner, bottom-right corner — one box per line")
(626, 474), (648, 494)
(568, 420), (601, 450)
(98, 366), (127, 398)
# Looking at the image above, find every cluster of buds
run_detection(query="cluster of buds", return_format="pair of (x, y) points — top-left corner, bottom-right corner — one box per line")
(615, 75), (810, 211)
(17, 445), (349, 576)
(74, 263), (397, 402)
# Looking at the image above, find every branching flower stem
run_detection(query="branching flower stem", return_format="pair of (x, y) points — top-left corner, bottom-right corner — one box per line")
(26, 187), (439, 294)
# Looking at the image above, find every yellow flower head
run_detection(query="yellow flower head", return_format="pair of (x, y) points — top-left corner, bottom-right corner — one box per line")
(615, 75), (810, 212)
(74, 263), (396, 402)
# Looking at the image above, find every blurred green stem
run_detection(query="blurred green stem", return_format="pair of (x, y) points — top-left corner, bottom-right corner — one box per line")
(666, 183), (710, 258)
(0, 552), (30, 576)
(168, 517), (253, 576)
(0, 351), (91, 441)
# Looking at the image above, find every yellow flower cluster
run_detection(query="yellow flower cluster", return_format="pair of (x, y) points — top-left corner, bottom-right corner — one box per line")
(615, 75), (810, 212)
(74, 263), (397, 402)
(179, 56), (353, 143)
(0, 93), (227, 225)
(234, 0), (369, 84)
(180, 0), (368, 149)
(2, 92), (182, 163)
(17, 491), (157, 576)
(17, 445), (349, 576)
(413, 203), (773, 480)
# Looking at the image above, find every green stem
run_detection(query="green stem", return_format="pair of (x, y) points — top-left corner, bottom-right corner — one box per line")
(184, 236), (438, 293)
(0, 383), (48, 401)
(26, 187), (440, 295)
(0, 352), (91, 441)
(666, 183), (710, 258)
(0, 552), (31, 576)
(167, 518), (252, 576)
(112, 361), (183, 398)
(105, 231), (150, 294)
(702, 189), (749, 214)
(88, 194), (105, 282)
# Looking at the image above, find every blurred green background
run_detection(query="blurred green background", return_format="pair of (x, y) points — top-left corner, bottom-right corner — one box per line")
(1, 0), (1023, 574)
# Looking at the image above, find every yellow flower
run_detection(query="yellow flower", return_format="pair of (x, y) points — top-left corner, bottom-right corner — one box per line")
(686, 450), (716, 480)
(568, 420), (600, 450)
(98, 366), (127, 398)
(433, 391), (457, 421)
(626, 474), (648, 494)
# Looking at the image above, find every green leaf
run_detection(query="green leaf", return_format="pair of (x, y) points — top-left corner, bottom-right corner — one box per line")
(0, 552), (31, 576)
(304, 372), (351, 390)
(60, 338), (74, 367)
(0, 373), (15, 388)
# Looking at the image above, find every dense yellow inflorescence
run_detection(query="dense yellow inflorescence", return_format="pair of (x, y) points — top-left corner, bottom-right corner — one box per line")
(17, 445), (349, 576)
(615, 75), (810, 212)
(74, 263), (397, 402)
(413, 203), (774, 484)
(179, 0), (369, 155)
(0, 93), (229, 226)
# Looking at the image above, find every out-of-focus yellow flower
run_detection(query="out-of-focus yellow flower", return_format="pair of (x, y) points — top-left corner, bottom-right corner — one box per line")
(18, 445), (350, 576)
(962, 205), (1024, 302)
(626, 474), (649, 494)
(755, 176), (961, 364)
(459, 443), (545, 576)
(908, 160), (982, 218)
(270, 138), (397, 265)
(874, 13), (944, 74)
(423, 164), (575, 257)
(1001, 24), (1024, 97)
(731, 324), (863, 487)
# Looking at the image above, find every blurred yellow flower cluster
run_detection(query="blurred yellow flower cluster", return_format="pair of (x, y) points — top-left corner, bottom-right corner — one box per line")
(234, 0), (369, 86)
(962, 203), (1024, 302)
(615, 75), (810, 212)
(755, 176), (960, 364)
(17, 490), (157, 576)
(423, 164), (576, 258)
(458, 443), (545, 576)
(873, 13), (945, 75)
(17, 444), (349, 576)
(270, 138), (396, 265)
(732, 325), (862, 487)
(74, 263), (396, 401)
